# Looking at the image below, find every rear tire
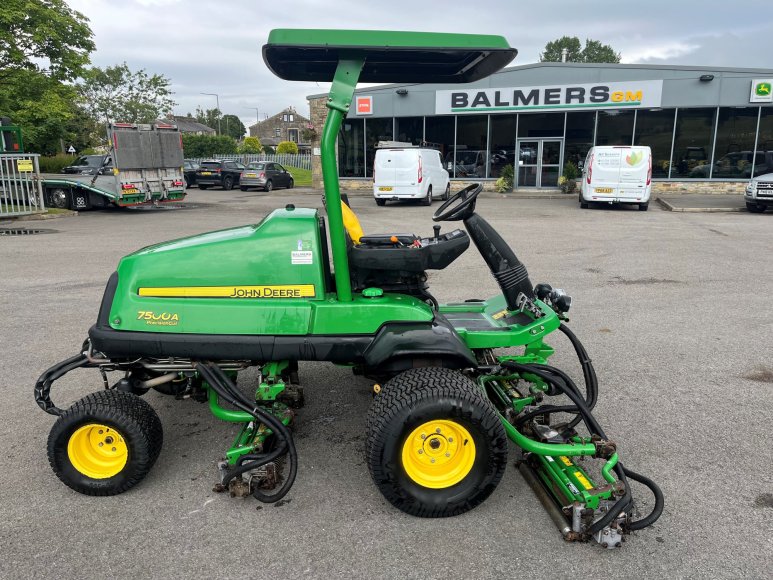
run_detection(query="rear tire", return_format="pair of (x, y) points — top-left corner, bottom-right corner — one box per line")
(638, 202), (649, 211)
(222, 175), (234, 191)
(198, 185), (209, 190)
(746, 202), (766, 213)
(366, 367), (508, 517)
(47, 390), (163, 496)
(240, 186), (248, 191)
(375, 198), (386, 206)
(422, 186), (433, 206)
(443, 183), (451, 201)
(265, 180), (273, 193)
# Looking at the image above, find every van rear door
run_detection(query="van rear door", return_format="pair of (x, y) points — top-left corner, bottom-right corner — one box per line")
(591, 148), (624, 197)
(374, 149), (420, 196)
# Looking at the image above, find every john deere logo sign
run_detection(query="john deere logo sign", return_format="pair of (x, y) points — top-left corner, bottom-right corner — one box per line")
(436, 80), (663, 115)
(750, 79), (773, 103)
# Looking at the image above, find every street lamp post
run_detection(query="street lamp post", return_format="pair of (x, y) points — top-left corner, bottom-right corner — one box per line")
(200, 92), (221, 135)
(248, 108), (259, 137)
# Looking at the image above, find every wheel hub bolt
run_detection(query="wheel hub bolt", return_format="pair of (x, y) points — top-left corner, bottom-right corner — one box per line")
(448, 437), (453, 443)
(111, 447), (116, 452)
(436, 428), (441, 434)
(417, 449), (423, 454)
(429, 438), (441, 450)
(445, 452), (450, 457)
(421, 434), (426, 440)
(430, 458), (435, 463)
(104, 436), (114, 445)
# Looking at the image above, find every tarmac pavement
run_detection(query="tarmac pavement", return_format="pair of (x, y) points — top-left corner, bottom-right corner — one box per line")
(1, 189), (771, 579)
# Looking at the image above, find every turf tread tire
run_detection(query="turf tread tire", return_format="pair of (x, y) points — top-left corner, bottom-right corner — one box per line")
(47, 390), (163, 496)
(365, 367), (507, 517)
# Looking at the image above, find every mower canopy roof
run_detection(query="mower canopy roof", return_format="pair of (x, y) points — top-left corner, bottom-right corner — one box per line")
(262, 29), (517, 83)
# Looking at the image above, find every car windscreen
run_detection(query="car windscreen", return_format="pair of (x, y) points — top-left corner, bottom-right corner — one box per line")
(247, 163), (266, 170)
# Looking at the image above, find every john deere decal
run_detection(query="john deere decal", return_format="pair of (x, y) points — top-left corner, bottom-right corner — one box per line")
(750, 79), (773, 103)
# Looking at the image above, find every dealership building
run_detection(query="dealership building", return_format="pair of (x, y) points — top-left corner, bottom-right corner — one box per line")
(307, 62), (773, 191)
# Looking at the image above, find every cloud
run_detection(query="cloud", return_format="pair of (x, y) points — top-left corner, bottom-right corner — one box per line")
(64, 0), (773, 130)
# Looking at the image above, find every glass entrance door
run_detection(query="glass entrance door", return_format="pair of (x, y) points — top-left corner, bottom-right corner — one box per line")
(516, 139), (563, 188)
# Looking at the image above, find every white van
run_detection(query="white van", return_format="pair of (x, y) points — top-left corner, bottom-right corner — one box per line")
(580, 146), (652, 211)
(373, 144), (450, 206)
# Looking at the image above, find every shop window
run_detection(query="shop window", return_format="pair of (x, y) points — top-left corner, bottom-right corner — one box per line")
(710, 108), (759, 179)
(634, 109), (675, 178)
(424, 116), (455, 174)
(671, 108), (716, 179)
(395, 117), (423, 146)
(517, 113), (564, 138)
(338, 118), (364, 177)
(454, 115), (488, 178)
(565, 112), (595, 170)
(753, 108), (773, 177)
(365, 118), (393, 178)
(595, 110), (634, 146)
(488, 114), (517, 178)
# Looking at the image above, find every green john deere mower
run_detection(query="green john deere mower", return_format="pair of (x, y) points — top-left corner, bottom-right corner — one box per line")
(36, 29), (662, 547)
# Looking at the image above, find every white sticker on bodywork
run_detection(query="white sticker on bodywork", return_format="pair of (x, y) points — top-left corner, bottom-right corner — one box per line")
(291, 251), (313, 265)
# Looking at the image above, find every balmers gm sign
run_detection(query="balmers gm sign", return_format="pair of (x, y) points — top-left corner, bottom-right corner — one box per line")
(436, 80), (663, 114)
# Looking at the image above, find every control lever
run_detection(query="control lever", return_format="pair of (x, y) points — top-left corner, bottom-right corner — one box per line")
(433, 225), (441, 241)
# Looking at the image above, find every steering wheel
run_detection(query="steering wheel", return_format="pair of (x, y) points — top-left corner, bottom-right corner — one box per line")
(432, 183), (483, 222)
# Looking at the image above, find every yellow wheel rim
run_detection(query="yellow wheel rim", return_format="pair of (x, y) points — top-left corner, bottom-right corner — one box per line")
(67, 423), (128, 479)
(401, 419), (476, 489)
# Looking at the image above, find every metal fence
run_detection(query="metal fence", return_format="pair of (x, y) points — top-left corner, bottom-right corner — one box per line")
(0, 154), (45, 217)
(188, 154), (311, 171)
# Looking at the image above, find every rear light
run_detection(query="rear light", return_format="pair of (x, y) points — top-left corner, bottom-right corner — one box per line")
(646, 154), (652, 186)
(172, 180), (183, 186)
(113, 123), (135, 128)
(121, 183), (136, 190)
(418, 156), (423, 183)
(215, 168), (221, 173)
(587, 153), (593, 184)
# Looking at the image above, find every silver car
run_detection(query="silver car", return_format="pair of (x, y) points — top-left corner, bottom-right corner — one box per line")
(239, 162), (295, 192)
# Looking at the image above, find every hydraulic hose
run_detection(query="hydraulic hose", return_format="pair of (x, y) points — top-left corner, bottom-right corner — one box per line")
(196, 362), (298, 503)
(500, 352), (663, 533)
(35, 353), (91, 415)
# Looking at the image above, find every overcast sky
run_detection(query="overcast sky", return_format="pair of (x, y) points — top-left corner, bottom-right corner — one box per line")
(66, 0), (773, 131)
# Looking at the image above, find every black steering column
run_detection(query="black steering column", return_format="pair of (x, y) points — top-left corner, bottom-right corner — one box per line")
(433, 183), (535, 311)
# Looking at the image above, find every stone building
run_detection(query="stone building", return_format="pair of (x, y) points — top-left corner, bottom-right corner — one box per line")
(162, 115), (216, 135)
(248, 107), (311, 152)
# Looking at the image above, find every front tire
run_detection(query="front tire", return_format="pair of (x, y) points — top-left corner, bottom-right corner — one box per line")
(198, 184), (209, 190)
(443, 183), (451, 201)
(288, 178), (294, 189)
(366, 367), (508, 517)
(47, 390), (163, 496)
(746, 202), (766, 213)
(265, 180), (273, 192)
(375, 198), (386, 206)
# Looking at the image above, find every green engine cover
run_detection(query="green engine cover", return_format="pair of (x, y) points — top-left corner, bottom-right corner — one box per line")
(108, 207), (434, 335)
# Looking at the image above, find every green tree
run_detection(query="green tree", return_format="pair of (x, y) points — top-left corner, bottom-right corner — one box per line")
(78, 63), (177, 125)
(181, 134), (237, 157)
(193, 107), (221, 133)
(276, 140), (299, 154)
(238, 136), (262, 154)
(540, 36), (620, 63)
(0, 0), (95, 82)
(0, 69), (85, 154)
(540, 36), (582, 63)
(222, 114), (246, 140)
